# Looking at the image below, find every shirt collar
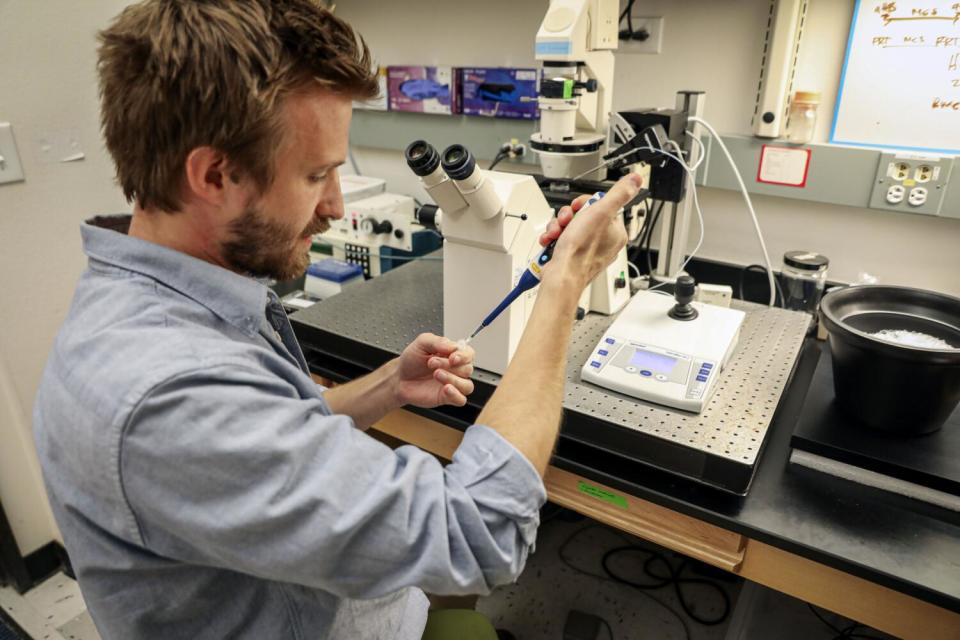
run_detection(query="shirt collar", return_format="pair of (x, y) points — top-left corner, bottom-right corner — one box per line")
(81, 215), (269, 336)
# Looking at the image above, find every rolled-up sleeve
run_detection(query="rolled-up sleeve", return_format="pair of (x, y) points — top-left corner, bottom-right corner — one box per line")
(120, 363), (546, 598)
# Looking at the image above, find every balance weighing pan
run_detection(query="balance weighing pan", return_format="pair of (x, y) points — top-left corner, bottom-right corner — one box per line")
(820, 285), (960, 436)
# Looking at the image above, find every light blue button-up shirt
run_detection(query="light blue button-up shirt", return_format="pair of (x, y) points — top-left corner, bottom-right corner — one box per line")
(33, 216), (546, 640)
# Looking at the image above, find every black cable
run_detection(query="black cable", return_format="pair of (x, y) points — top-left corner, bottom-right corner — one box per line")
(488, 150), (508, 170)
(641, 197), (655, 247)
(619, 0), (637, 38)
(808, 603), (845, 635)
(600, 617), (614, 640)
(738, 263), (784, 307)
(625, 199), (657, 276)
(557, 524), (743, 640)
(558, 526), (691, 640)
(808, 604), (886, 640)
(600, 547), (732, 626)
(643, 200), (665, 276)
(642, 197), (653, 239)
(833, 624), (886, 640)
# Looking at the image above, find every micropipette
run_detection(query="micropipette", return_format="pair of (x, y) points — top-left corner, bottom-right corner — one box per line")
(464, 191), (605, 344)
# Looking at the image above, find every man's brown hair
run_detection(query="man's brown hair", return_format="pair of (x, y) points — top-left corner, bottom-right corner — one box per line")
(97, 0), (378, 212)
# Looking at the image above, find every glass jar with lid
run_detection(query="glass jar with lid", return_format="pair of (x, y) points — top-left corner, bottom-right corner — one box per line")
(782, 250), (829, 315)
(786, 91), (821, 144)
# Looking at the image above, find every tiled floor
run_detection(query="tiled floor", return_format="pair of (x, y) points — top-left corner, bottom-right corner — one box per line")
(0, 573), (99, 640)
(477, 513), (741, 640)
(477, 511), (896, 640)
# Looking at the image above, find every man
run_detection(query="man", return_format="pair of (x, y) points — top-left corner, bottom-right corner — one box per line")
(33, 1), (643, 638)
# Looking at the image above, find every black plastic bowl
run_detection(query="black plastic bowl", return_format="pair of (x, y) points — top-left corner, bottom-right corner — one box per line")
(820, 285), (960, 435)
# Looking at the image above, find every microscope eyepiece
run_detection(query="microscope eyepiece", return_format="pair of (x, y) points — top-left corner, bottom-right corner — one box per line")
(440, 144), (477, 181)
(405, 140), (440, 176)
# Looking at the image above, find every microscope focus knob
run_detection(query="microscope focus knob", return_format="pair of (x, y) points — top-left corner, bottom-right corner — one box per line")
(570, 79), (598, 94)
(668, 275), (699, 321)
(360, 217), (393, 235)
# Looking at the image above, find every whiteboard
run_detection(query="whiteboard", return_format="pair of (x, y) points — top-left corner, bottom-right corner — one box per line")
(831, 0), (960, 153)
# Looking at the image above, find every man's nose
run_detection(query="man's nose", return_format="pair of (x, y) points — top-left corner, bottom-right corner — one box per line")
(321, 170), (345, 219)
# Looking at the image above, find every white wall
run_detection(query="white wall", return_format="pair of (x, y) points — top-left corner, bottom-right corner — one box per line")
(0, 0), (958, 556)
(0, 0), (131, 554)
(339, 0), (960, 294)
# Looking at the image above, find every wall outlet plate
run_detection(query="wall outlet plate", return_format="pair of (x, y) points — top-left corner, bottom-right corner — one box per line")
(0, 122), (26, 185)
(618, 15), (664, 54)
(868, 152), (952, 216)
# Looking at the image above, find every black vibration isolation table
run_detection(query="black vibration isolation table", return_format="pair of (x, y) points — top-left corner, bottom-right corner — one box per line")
(290, 258), (960, 639)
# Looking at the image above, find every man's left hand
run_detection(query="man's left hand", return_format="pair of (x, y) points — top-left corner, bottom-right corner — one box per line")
(394, 333), (475, 408)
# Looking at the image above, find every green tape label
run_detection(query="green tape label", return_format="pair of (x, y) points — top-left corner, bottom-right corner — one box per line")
(577, 481), (628, 510)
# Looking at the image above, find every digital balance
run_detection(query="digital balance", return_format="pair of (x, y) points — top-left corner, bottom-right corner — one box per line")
(580, 277), (745, 413)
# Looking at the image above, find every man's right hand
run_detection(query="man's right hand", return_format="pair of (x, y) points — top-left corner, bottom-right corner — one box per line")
(538, 173), (644, 292)
(474, 172), (646, 477)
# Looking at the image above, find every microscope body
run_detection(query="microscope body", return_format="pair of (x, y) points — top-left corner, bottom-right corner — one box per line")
(531, 0), (618, 182)
(412, 144), (554, 374)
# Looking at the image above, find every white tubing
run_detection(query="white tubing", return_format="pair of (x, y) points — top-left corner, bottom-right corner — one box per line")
(688, 116), (777, 306)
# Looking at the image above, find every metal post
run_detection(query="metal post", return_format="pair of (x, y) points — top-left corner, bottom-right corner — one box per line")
(655, 91), (706, 282)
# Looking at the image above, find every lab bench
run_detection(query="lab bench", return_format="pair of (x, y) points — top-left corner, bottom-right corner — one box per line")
(290, 258), (960, 640)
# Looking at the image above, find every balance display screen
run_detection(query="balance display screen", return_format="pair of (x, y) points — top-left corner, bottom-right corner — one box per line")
(629, 349), (677, 374)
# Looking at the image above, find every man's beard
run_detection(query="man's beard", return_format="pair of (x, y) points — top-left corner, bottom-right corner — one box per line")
(221, 205), (329, 281)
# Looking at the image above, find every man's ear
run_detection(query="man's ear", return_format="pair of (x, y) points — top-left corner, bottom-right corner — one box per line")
(184, 146), (240, 206)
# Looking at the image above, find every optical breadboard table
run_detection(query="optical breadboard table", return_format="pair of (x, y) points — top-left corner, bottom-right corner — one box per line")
(292, 256), (810, 494)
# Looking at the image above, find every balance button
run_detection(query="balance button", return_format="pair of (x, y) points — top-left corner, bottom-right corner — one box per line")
(696, 375), (708, 382)
(699, 368), (710, 376)
(625, 366), (637, 373)
(640, 370), (653, 377)
(702, 363), (714, 369)
(655, 374), (668, 382)
(598, 349), (609, 356)
(590, 361), (602, 368)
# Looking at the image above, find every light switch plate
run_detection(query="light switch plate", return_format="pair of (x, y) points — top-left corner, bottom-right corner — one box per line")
(0, 122), (25, 185)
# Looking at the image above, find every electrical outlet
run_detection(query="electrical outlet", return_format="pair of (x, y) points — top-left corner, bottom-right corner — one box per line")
(499, 138), (526, 159)
(886, 185), (905, 204)
(618, 15), (664, 54)
(908, 186), (928, 207)
(869, 152), (952, 215)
